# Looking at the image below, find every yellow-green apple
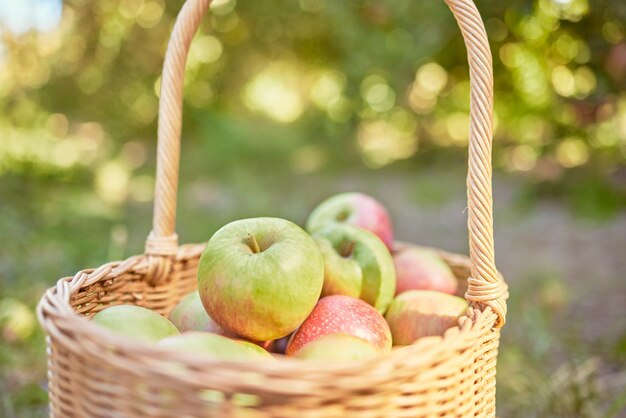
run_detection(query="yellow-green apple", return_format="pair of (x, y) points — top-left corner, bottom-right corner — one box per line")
(392, 245), (457, 295)
(294, 334), (380, 361)
(92, 305), (179, 343)
(312, 223), (396, 313)
(385, 290), (467, 345)
(158, 332), (274, 361)
(306, 192), (394, 250)
(197, 217), (324, 341)
(286, 295), (392, 356)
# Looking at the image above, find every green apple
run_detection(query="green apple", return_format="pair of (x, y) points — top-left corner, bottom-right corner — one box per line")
(385, 290), (468, 345)
(312, 223), (396, 314)
(294, 334), (380, 361)
(158, 332), (274, 361)
(197, 217), (324, 341)
(92, 305), (179, 343)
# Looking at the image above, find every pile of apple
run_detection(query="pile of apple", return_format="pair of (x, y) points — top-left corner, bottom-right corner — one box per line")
(92, 193), (468, 362)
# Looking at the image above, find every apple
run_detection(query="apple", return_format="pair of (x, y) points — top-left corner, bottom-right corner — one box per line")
(384, 290), (467, 345)
(306, 192), (394, 250)
(92, 305), (179, 343)
(312, 223), (396, 313)
(286, 295), (392, 356)
(392, 245), (457, 295)
(169, 291), (236, 336)
(198, 217), (324, 341)
(158, 332), (274, 361)
(169, 291), (275, 350)
(294, 334), (380, 361)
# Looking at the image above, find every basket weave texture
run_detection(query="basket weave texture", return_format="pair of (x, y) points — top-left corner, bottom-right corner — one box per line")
(37, 0), (509, 417)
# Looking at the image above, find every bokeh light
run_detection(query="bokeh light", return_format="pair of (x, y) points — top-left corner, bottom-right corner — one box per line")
(358, 108), (418, 167)
(0, 0), (623, 181)
(244, 62), (305, 123)
(96, 160), (131, 204)
(361, 74), (396, 113)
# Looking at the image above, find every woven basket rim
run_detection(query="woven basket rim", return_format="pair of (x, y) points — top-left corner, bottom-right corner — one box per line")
(38, 242), (501, 386)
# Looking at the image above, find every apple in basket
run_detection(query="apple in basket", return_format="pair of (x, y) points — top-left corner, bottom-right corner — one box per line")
(92, 305), (179, 343)
(169, 291), (273, 350)
(392, 244), (457, 295)
(384, 290), (467, 345)
(294, 334), (380, 361)
(306, 192), (394, 250)
(197, 217), (324, 342)
(311, 223), (396, 314)
(158, 332), (274, 361)
(286, 295), (392, 356)
(169, 291), (238, 336)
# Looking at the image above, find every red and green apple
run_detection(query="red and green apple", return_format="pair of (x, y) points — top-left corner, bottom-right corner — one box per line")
(197, 217), (324, 341)
(392, 245), (457, 295)
(286, 295), (392, 356)
(385, 290), (467, 345)
(306, 192), (394, 250)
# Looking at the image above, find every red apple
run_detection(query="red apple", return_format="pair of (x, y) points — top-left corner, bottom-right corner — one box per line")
(392, 245), (457, 295)
(286, 295), (392, 356)
(385, 290), (467, 345)
(306, 192), (394, 250)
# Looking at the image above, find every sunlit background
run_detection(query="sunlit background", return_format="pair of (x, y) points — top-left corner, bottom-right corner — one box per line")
(1, 0), (625, 417)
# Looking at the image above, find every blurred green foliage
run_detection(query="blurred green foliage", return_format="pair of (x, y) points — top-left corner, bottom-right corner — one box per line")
(1, 0), (626, 417)
(1, 0), (626, 185)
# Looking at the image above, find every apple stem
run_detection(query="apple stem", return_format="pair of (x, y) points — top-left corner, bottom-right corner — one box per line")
(246, 234), (262, 254)
(340, 240), (355, 257)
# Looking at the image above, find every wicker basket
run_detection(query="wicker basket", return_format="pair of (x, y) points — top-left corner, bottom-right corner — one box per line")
(37, 0), (509, 416)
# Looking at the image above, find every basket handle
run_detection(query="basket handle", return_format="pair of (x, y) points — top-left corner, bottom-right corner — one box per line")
(144, 0), (508, 327)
